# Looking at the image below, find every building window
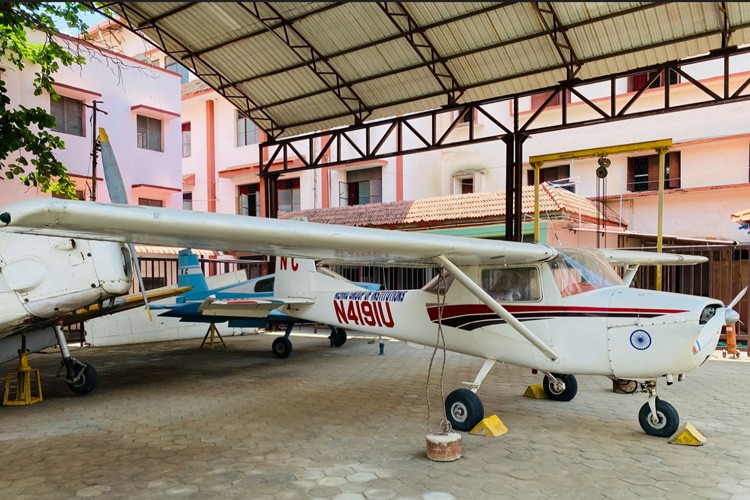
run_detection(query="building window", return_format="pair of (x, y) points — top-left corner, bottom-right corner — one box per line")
(165, 57), (189, 84)
(527, 164), (574, 192)
(460, 177), (474, 194)
(456, 107), (477, 125)
(50, 95), (84, 136)
(137, 115), (162, 152)
(278, 178), (300, 212)
(183, 192), (193, 210)
(236, 112), (260, 147)
(182, 122), (191, 158)
(530, 90), (571, 111)
(339, 167), (382, 206)
(239, 183), (261, 216)
(138, 198), (163, 207)
(627, 70), (680, 93)
(627, 152), (681, 192)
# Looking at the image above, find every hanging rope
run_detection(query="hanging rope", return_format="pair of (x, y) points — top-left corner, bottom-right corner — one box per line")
(425, 266), (452, 435)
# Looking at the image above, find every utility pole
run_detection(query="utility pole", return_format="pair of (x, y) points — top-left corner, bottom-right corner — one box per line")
(84, 100), (108, 201)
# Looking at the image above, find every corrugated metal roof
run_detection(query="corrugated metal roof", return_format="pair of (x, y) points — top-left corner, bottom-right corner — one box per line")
(101, 2), (750, 138)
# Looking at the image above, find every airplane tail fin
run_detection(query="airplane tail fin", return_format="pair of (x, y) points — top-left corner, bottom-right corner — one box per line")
(177, 248), (209, 299)
(274, 257), (363, 299)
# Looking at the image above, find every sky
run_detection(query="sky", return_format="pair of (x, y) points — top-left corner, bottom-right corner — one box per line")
(53, 8), (107, 35)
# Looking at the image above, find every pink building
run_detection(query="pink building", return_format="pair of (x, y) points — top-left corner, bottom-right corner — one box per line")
(0, 29), (182, 207)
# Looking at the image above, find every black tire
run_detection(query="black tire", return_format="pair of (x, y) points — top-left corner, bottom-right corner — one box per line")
(543, 373), (578, 402)
(272, 337), (292, 359)
(444, 388), (484, 432)
(330, 328), (347, 347)
(639, 398), (679, 437)
(67, 363), (97, 395)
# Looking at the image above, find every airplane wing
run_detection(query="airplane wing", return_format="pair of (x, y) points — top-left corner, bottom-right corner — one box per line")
(598, 249), (707, 266)
(198, 296), (315, 318)
(0, 198), (557, 266)
(63, 285), (193, 324)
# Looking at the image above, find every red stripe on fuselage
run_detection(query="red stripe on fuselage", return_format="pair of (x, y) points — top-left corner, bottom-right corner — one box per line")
(426, 304), (688, 322)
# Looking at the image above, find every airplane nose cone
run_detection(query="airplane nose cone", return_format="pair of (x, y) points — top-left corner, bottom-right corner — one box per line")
(725, 308), (740, 325)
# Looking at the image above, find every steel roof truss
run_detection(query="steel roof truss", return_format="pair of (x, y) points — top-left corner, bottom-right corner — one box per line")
(237, 2), (371, 126)
(532, 2), (581, 80)
(519, 89), (563, 133)
(718, 2), (732, 48)
(261, 45), (750, 173)
(672, 66), (722, 101)
(401, 119), (430, 149)
(218, 3), (514, 91)
(376, 2), (464, 105)
(192, 3), (342, 58)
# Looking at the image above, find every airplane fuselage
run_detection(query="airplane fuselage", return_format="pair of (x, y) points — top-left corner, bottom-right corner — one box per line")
(0, 233), (133, 340)
(278, 255), (724, 381)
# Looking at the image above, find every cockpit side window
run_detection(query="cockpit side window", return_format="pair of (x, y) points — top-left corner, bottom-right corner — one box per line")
(550, 248), (623, 297)
(481, 267), (541, 302)
(422, 272), (454, 295)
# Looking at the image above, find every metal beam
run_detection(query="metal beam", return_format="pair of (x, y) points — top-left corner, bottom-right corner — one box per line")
(218, 2), (517, 91)
(376, 2), (464, 105)
(718, 2), (732, 48)
(260, 44), (750, 173)
(191, 2), (344, 58)
(272, 25), (746, 133)
(236, 3), (669, 120)
(532, 2), (581, 79)
(237, 2), (371, 126)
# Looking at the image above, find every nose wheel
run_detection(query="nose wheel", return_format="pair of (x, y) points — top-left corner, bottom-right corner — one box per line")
(638, 398), (679, 437)
(638, 382), (680, 437)
(542, 373), (578, 401)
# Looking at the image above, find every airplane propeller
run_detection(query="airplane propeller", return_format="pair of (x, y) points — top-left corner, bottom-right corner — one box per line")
(97, 128), (153, 320)
(728, 286), (747, 310)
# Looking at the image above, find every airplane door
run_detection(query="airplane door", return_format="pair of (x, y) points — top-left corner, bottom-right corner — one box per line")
(607, 287), (648, 379)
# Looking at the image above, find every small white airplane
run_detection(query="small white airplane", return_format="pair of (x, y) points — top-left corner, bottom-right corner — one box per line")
(0, 198), (741, 437)
(0, 230), (191, 395)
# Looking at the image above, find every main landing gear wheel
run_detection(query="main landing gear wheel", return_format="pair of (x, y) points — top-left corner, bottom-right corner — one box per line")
(330, 328), (347, 347)
(272, 337), (292, 359)
(543, 373), (578, 401)
(639, 398), (679, 437)
(67, 363), (98, 395)
(445, 388), (484, 432)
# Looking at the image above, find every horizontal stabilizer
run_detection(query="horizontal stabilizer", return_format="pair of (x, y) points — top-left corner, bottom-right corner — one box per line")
(599, 249), (707, 266)
(198, 295), (314, 318)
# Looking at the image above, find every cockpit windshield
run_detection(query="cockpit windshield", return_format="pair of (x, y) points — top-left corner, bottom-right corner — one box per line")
(550, 248), (623, 297)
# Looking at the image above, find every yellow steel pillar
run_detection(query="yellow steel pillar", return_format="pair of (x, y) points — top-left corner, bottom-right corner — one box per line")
(532, 162), (542, 243)
(655, 147), (669, 291)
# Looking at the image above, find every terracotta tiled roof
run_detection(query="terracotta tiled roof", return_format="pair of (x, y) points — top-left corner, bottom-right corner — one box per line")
(280, 183), (622, 229)
(181, 79), (210, 97)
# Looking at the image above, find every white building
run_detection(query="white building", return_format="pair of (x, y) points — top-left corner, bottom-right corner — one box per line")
(0, 30), (182, 208)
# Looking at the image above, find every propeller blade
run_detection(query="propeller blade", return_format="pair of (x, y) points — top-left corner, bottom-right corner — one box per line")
(99, 128), (153, 320)
(728, 287), (747, 309)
